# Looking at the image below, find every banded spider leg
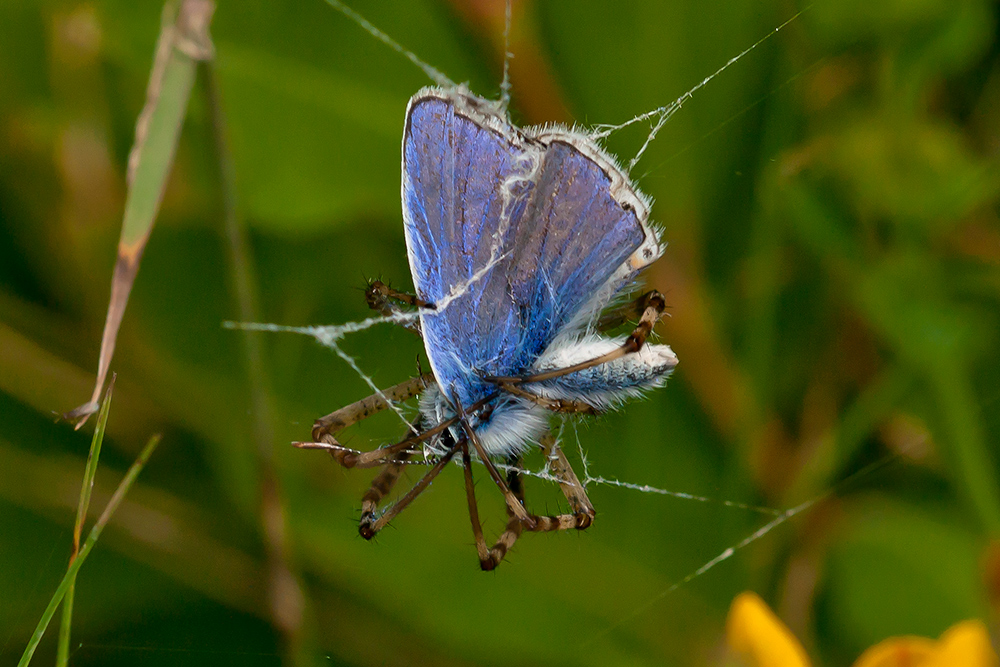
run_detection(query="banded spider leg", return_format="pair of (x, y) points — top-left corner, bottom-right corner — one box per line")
(305, 373), (434, 468)
(304, 285), (663, 568)
(462, 430), (595, 570)
(307, 375), (499, 539)
(364, 278), (433, 336)
(486, 289), (667, 385)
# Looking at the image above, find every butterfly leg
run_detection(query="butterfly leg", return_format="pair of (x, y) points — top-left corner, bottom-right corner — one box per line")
(487, 290), (666, 385)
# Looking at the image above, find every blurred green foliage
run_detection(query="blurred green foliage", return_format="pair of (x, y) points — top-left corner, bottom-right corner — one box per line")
(1, 0), (998, 665)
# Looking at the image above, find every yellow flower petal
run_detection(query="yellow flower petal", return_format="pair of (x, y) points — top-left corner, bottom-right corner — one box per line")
(852, 637), (936, 667)
(925, 620), (999, 667)
(852, 620), (999, 667)
(727, 591), (812, 667)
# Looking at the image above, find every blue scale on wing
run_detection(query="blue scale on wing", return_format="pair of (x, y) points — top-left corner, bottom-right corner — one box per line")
(402, 94), (645, 411)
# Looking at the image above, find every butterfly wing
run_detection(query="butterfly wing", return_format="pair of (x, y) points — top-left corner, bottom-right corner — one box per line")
(402, 88), (659, 409)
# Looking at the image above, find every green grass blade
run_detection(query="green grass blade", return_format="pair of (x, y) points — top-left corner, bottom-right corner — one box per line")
(18, 433), (162, 667)
(54, 584), (74, 667)
(56, 377), (116, 667)
(66, 0), (216, 429)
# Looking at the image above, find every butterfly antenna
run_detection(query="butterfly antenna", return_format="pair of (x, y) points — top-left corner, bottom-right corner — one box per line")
(324, 0), (455, 89)
(498, 0), (513, 111)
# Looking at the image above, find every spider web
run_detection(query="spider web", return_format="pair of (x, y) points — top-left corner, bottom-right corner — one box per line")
(224, 0), (894, 635)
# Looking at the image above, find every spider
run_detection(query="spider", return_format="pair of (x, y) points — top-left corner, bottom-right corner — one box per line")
(300, 84), (677, 571)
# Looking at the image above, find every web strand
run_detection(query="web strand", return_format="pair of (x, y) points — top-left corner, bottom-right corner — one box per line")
(499, 0), (513, 110)
(590, 8), (808, 172)
(225, 251), (507, 436)
(323, 0), (455, 89)
(633, 56), (828, 184)
(585, 453), (901, 644)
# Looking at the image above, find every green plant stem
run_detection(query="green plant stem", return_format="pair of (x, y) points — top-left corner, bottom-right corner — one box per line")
(56, 378), (115, 666)
(18, 433), (162, 667)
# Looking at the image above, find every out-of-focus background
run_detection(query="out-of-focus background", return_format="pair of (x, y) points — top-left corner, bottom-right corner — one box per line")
(2, 0), (999, 665)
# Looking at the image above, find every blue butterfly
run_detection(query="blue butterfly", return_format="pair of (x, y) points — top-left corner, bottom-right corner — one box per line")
(307, 65), (677, 570)
(307, 82), (677, 569)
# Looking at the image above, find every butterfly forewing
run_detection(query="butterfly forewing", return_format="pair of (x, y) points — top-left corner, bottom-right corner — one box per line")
(402, 87), (654, 410)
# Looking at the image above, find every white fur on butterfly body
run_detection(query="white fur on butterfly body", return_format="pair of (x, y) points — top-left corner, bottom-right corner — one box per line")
(418, 384), (549, 459)
(417, 334), (677, 459)
(532, 335), (678, 411)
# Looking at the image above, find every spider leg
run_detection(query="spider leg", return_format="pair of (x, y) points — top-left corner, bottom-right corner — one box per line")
(509, 435), (595, 534)
(309, 374), (434, 466)
(595, 289), (664, 332)
(461, 442), (499, 568)
(536, 432), (595, 527)
(458, 415), (536, 528)
(359, 439), (460, 539)
(486, 290), (666, 385)
(462, 431), (596, 571)
(497, 381), (598, 415)
(313, 387), (502, 538)
(365, 279), (435, 312)
(364, 279), (431, 335)
(304, 408), (460, 468)
(305, 386), (501, 470)
(476, 454), (528, 571)
(358, 450), (411, 537)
